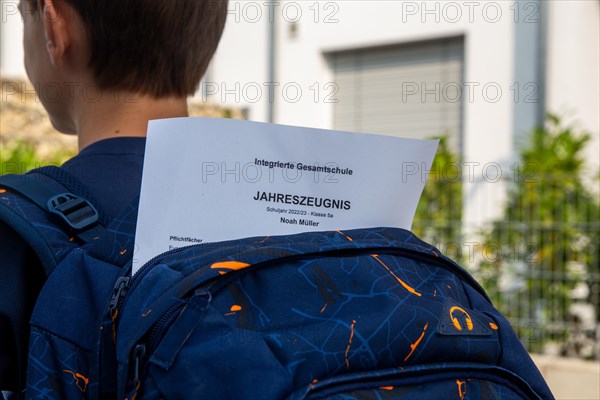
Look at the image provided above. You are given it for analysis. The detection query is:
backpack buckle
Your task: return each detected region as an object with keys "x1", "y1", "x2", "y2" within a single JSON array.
[{"x1": 47, "y1": 193, "x2": 99, "y2": 232}]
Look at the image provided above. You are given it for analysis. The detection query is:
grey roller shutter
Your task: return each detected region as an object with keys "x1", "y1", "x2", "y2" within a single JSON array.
[{"x1": 329, "y1": 36, "x2": 464, "y2": 153}]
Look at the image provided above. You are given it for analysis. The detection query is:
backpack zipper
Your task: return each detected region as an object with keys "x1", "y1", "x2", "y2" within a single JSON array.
[
  {"x1": 108, "y1": 244, "x2": 197, "y2": 326},
  {"x1": 109, "y1": 239, "x2": 491, "y2": 340},
  {"x1": 145, "y1": 301, "x2": 186, "y2": 351},
  {"x1": 118, "y1": 244, "x2": 492, "y2": 397},
  {"x1": 125, "y1": 289, "x2": 212, "y2": 396},
  {"x1": 302, "y1": 364, "x2": 542, "y2": 400}
]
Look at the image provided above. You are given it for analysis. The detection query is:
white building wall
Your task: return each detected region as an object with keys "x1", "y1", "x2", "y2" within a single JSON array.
[
  {"x1": 545, "y1": 0, "x2": 600, "y2": 179},
  {"x1": 1, "y1": 0, "x2": 598, "y2": 224},
  {"x1": 210, "y1": 0, "x2": 599, "y2": 229},
  {"x1": 196, "y1": 1, "x2": 271, "y2": 122},
  {"x1": 248, "y1": 0, "x2": 517, "y2": 230},
  {"x1": 0, "y1": 0, "x2": 25, "y2": 77}
]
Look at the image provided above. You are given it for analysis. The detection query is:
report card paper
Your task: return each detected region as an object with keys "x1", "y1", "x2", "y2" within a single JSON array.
[{"x1": 133, "y1": 117, "x2": 438, "y2": 272}]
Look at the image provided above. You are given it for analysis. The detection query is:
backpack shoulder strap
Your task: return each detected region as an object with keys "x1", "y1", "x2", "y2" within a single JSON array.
[
  {"x1": 82, "y1": 194, "x2": 140, "y2": 269},
  {"x1": 0, "y1": 167, "x2": 109, "y2": 276}
]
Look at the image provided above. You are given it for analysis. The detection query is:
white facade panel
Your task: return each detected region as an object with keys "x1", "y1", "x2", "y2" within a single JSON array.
[
  {"x1": 266, "y1": 1, "x2": 517, "y2": 229},
  {"x1": 0, "y1": 0, "x2": 597, "y2": 225},
  {"x1": 197, "y1": 3, "x2": 270, "y2": 122},
  {"x1": 546, "y1": 0, "x2": 600, "y2": 179},
  {"x1": 0, "y1": 0, "x2": 25, "y2": 77}
]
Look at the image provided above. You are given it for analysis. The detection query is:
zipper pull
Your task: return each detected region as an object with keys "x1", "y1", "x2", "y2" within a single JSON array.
[
  {"x1": 124, "y1": 344, "x2": 146, "y2": 398},
  {"x1": 132, "y1": 344, "x2": 146, "y2": 384},
  {"x1": 108, "y1": 276, "x2": 131, "y2": 315},
  {"x1": 191, "y1": 288, "x2": 213, "y2": 308}
]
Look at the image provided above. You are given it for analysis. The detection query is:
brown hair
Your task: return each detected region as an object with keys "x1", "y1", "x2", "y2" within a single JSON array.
[{"x1": 34, "y1": 0, "x2": 228, "y2": 97}]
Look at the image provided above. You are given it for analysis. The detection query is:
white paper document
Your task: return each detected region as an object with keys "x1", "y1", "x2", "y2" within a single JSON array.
[{"x1": 133, "y1": 117, "x2": 438, "y2": 272}]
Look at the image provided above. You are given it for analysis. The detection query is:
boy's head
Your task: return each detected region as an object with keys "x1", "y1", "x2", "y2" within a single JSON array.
[{"x1": 19, "y1": 0, "x2": 228, "y2": 129}]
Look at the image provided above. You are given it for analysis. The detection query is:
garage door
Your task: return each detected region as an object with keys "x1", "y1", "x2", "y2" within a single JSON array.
[{"x1": 329, "y1": 36, "x2": 464, "y2": 153}]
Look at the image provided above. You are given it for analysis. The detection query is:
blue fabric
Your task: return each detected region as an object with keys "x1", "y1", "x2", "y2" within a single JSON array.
[
  {"x1": 0, "y1": 137, "x2": 145, "y2": 392},
  {"x1": 22, "y1": 222, "x2": 553, "y2": 399},
  {"x1": 1, "y1": 136, "x2": 554, "y2": 399},
  {"x1": 100, "y1": 228, "x2": 552, "y2": 400},
  {"x1": 60, "y1": 137, "x2": 145, "y2": 222}
]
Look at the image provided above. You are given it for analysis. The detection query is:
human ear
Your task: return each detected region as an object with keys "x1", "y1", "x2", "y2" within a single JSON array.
[{"x1": 40, "y1": 0, "x2": 70, "y2": 68}]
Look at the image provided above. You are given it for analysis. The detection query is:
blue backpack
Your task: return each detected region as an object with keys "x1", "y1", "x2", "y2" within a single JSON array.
[{"x1": 0, "y1": 168, "x2": 554, "y2": 399}]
